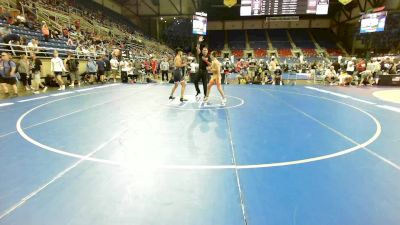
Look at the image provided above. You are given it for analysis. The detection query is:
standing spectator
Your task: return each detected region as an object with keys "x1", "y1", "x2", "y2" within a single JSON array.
[
  {"x1": 65, "y1": 52, "x2": 80, "y2": 87},
  {"x1": 30, "y1": 53, "x2": 47, "y2": 94},
  {"x1": 96, "y1": 56, "x2": 106, "y2": 83},
  {"x1": 86, "y1": 57, "x2": 97, "y2": 84},
  {"x1": 18, "y1": 54, "x2": 31, "y2": 91},
  {"x1": 269, "y1": 58, "x2": 277, "y2": 84},
  {"x1": 127, "y1": 60, "x2": 135, "y2": 83},
  {"x1": 160, "y1": 57, "x2": 169, "y2": 82},
  {"x1": 144, "y1": 59, "x2": 151, "y2": 76},
  {"x1": 120, "y1": 58, "x2": 129, "y2": 83},
  {"x1": 248, "y1": 59, "x2": 256, "y2": 82},
  {"x1": 0, "y1": 52, "x2": 18, "y2": 97},
  {"x1": 41, "y1": 21, "x2": 50, "y2": 42},
  {"x1": 274, "y1": 66, "x2": 283, "y2": 85},
  {"x1": 151, "y1": 57, "x2": 158, "y2": 80},
  {"x1": 103, "y1": 55, "x2": 111, "y2": 82},
  {"x1": 51, "y1": 50, "x2": 66, "y2": 90},
  {"x1": 110, "y1": 56, "x2": 119, "y2": 83}
]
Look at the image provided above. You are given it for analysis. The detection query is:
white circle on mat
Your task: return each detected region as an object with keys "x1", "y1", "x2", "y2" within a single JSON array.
[{"x1": 16, "y1": 89, "x2": 381, "y2": 170}]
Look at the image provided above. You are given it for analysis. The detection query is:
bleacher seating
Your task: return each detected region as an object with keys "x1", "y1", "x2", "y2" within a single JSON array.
[
  {"x1": 278, "y1": 48, "x2": 292, "y2": 57},
  {"x1": 268, "y1": 29, "x2": 292, "y2": 49},
  {"x1": 0, "y1": 19, "x2": 73, "y2": 56},
  {"x1": 208, "y1": 30, "x2": 225, "y2": 50},
  {"x1": 302, "y1": 48, "x2": 317, "y2": 56},
  {"x1": 232, "y1": 49, "x2": 244, "y2": 58},
  {"x1": 75, "y1": 0, "x2": 138, "y2": 32},
  {"x1": 326, "y1": 48, "x2": 343, "y2": 56},
  {"x1": 227, "y1": 30, "x2": 246, "y2": 50},
  {"x1": 289, "y1": 29, "x2": 315, "y2": 48},
  {"x1": 311, "y1": 29, "x2": 338, "y2": 48},
  {"x1": 254, "y1": 49, "x2": 267, "y2": 58},
  {"x1": 248, "y1": 30, "x2": 267, "y2": 49}
]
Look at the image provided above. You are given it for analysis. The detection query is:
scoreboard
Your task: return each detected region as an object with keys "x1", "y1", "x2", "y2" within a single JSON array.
[{"x1": 240, "y1": 0, "x2": 329, "y2": 16}]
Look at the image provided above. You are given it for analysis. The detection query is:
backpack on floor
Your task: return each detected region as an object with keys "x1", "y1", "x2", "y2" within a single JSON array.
[{"x1": 45, "y1": 75, "x2": 58, "y2": 87}]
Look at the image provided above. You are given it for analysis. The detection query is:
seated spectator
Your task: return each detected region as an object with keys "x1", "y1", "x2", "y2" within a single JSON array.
[
  {"x1": 14, "y1": 14, "x2": 30, "y2": 29},
  {"x1": 324, "y1": 66, "x2": 337, "y2": 85},
  {"x1": 62, "y1": 27, "x2": 69, "y2": 38},
  {"x1": 346, "y1": 58, "x2": 355, "y2": 75},
  {"x1": 41, "y1": 21, "x2": 50, "y2": 41},
  {"x1": 274, "y1": 66, "x2": 283, "y2": 85},
  {"x1": 359, "y1": 70, "x2": 373, "y2": 86},
  {"x1": 66, "y1": 38, "x2": 74, "y2": 46},
  {"x1": 2, "y1": 32, "x2": 20, "y2": 44},
  {"x1": 338, "y1": 71, "x2": 353, "y2": 86},
  {"x1": 27, "y1": 38, "x2": 39, "y2": 53}
]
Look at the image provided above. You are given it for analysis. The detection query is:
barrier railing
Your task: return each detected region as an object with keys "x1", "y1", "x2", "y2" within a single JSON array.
[{"x1": 0, "y1": 43, "x2": 149, "y2": 60}]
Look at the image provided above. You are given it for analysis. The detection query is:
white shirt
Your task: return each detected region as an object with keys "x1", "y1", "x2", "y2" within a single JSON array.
[
  {"x1": 160, "y1": 61, "x2": 169, "y2": 71},
  {"x1": 190, "y1": 62, "x2": 199, "y2": 73},
  {"x1": 110, "y1": 58, "x2": 119, "y2": 70},
  {"x1": 346, "y1": 61, "x2": 355, "y2": 72},
  {"x1": 127, "y1": 65, "x2": 134, "y2": 75},
  {"x1": 325, "y1": 69, "x2": 336, "y2": 77},
  {"x1": 120, "y1": 61, "x2": 129, "y2": 72},
  {"x1": 51, "y1": 57, "x2": 65, "y2": 72}
]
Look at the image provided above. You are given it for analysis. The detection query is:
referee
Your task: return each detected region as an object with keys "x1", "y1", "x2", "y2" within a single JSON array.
[{"x1": 195, "y1": 36, "x2": 211, "y2": 97}]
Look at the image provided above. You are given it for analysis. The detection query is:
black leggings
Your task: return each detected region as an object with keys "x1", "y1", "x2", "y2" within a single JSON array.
[
  {"x1": 161, "y1": 70, "x2": 168, "y2": 81},
  {"x1": 195, "y1": 69, "x2": 209, "y2": 95},
  {"x1": 20, "y1": 73, "x2": 31, "y2": 86}
]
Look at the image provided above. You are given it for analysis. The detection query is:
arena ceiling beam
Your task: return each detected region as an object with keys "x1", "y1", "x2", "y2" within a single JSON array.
[
  {"x1": 167, "y1": 0, "x2": 181, "y2": 14},
  {"x1": 140, "y1": 0, "x2": 159, "y2": 15},
  {"x1": 125, "y1": 0, "x2": 196, "y2": 17}
]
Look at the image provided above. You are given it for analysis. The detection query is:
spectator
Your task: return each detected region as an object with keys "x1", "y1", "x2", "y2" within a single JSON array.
[
  {"x1": 338, "y1": 71, "x2": 353, "y2": 86},
  {"x1": 51, "y1": 50, "x2": 66, "y2": 90},
  {"x1": 346, "y1": 58, "x2": 355, "y2": 75},
  {"x1": 160, "y1": 57, "x2": 169, "y2": 82},
  {"x1": 324, "y1": 65, "x2": 337, "y2": 85},
  {"x1": 66, "y1": 38, "x2": 74, "y2": 46},
  {"x1": 103, "y1": 55, "x2": 111, "y2": 82},
  {"x1": 274, "y1": 66, "x2": 283, "y2": 85},
  {"x1": 96, "y1": 56, "x2": 105, "y2": 83},
  {"x1": 2, "y1": 32, "x2": 20, "y2": 44},
  {"x1": 18, "y1": 54, "x2": 31, "y2": 91},
  {"x1": 27, "y1": 38, "x2": 39, "y2": 53},
  {"x1": 86, "y1": 57, "x2": 97, "y2": 83},
  {"x1": 0, "y1": 52, "x2": 18, "y2": 97},
  {"x1": 65, "y1": 52, "x2": 80, "y2": 87},
  {"x1": 41, "y1": 21, "x2": 50, "y2": 42},
  {"x1": 127, "y1": 60, "x2": 135, "y2": 82},
  {"x1": 151, "y1": 57, "x2": 158, "y2": 80},
  {"x1": 120, "y1": 58, "x2": 129, "y2": 83},
  {"x1": 110, "y1": 56, "x2": 119, "y2": 83},
  {"x1": 30, "y1": 53, "x2": 47, "y2": 94}
]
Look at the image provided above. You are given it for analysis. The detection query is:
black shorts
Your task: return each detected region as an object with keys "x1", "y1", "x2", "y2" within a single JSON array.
[
  {"x1": 98, "y1": 70, "x2": 105, "y2": 76},
  {"x1": 173, "y1": 69, "x2": 184, "y2": 83},
  {"x1": 0, "y1": 76, "x2": 17, "y2": 85},
  {"x1": 54, "y1": 71, "x2": 62, "y2": 76}
]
